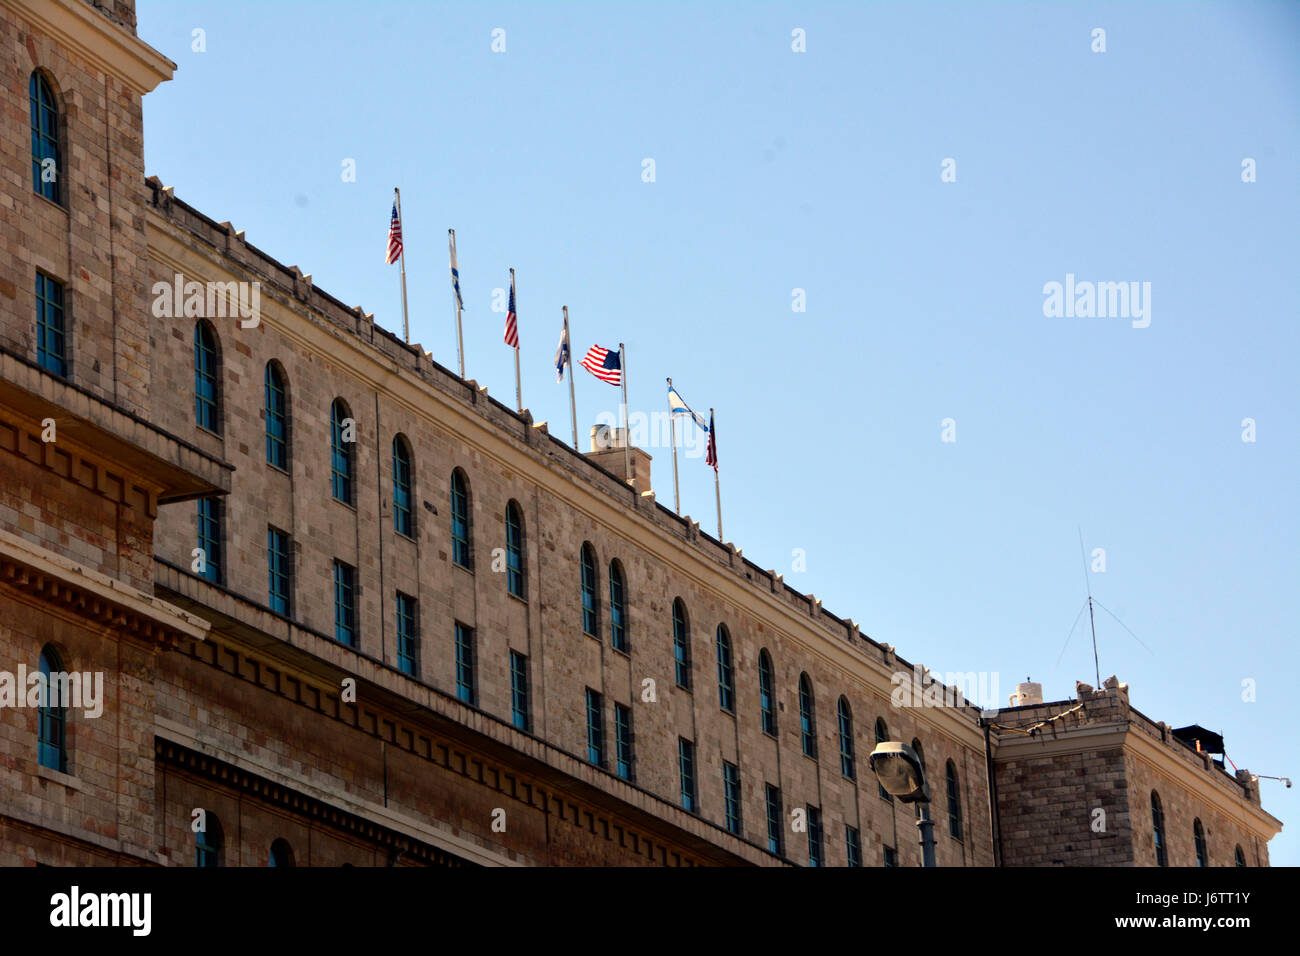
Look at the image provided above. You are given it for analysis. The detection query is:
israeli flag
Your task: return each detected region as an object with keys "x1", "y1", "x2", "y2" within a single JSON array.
[
  {"x1": 554, "y1": 322, "x2": 570, "y2": 382},
  {"x1": 668, "y1": 381, "x2": 708, "y2": 430}
]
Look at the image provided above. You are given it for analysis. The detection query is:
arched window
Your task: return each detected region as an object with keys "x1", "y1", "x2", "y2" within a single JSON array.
[
  {"x1": 196, "y1": 813, "x2": 223, "y2": 867},
  {"x1": 875, "y1": 719, "x2": 892, "y2": 801},
  {"x1": 392, "y1": 436, "x2": 413, "y2": 536},
  {"x1": 450, "y1": 469, "x2": 471, "y2": 568},
  {"x1": 505, "y1": 500, "x2": 525, "y2": 597},
  {"x1": 1235, "y1": 845, "x2": 1246, "y2": 867},
  {"x1": 264, "y1": 362, "x2": 288, "y2": 469},
  {"x1": 1151, "y1": 791, "x2": 1168, "y2": 866},
  {"x1": 758, "y1": 649, "x2": 776, "y2": 735},
  {"x1": 608, "y1": 561, "x2": 627, "y2": 652},
  {"x1": 37, "y1": 645, "x2": 67, "y2": 772},
  {"x1": 329, "y1": 399, "x2": 353, "y2": 503},
  {"x1": 1194, "y1": 818, "x2": 1208, "y2": 867},
  {"x1": 911, "y1": 738, "x2": 927, "y2": 818},
  {"x1": 194, "y1": 321, "x2": 220, "y2": 432},
  {"x1": 672, "y1": 599, "x2": 691, "y2": 689},
  {"x1": 580, "y1": 543, "x2": 599, "y2": 636},
  {"x1": 798, "y1": 673, "x2": 817, "y2": 758},
  {"x1": 716, "y1": 625, "x2": 735, "y2": 712},
  {"x1": 269, "y1": 838, "x2": 294, "y2": 867},
  {"x1": 946, "y1": 760, "x2": 963, "y2": 840},
  {"x1": 30, "y1": 71, "x2": 61, "y2": 203},
  {"x1": 837, "y1": 696, "x2": 855, "y2": 779},
  {"x1": 196, "y1": 496, "x2": 222, "y2": 584}
]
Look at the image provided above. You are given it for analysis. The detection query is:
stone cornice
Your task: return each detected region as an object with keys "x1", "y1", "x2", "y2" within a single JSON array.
[{"x1": 4, "y1": 0, "x2": 175, "y2": 95}]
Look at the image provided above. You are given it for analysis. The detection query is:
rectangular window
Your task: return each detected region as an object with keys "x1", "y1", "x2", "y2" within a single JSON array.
[
  {"x1": 883, "y1": 846, "x2": 898, "y2": 868},
  {"x1": 196, "y1": 498, "x2": 222, "y2": 584},
  {"x1": 585, "y1": 689, "x2": 604, "y2": 766},
  {"x1": 333, "y1": 560, "x2": 356, "y2": 646},
  {"x1": 454, "y1": 623, "x2": 475, "y2": 705},
  {"x1": 807, "y1": 805, "x2": 823, "y2": 867},
  {"x1": 267, "y1": 527, "x2": 290, "y2": 614},
  {"x1": 765, "y1": 784, "x2": 783, "y2": 855},
  {"x1": 35, "y1": 273, "x2": 66, "y2": 377},
  {"x1": 846, "y1": 826, "x2": 862, "y2": 867},
  {"x1": 723, "y1": 761, "x2": 742, "y2": 835},
  {"x1": 614, "y1": 702, "x2": 633, "y2": 781},
  {"x1": 510, "y1": 650, "x2": 530, "y2": 731},
  {"x1": 395, "y1": 591, "x2": 417, "y2": 676},
  {"x1": 678, "y1": 738, "x2": 697, "y2": 813}
]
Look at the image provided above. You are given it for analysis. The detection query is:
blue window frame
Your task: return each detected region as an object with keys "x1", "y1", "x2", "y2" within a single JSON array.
[
  {"x1": 875, "y1": 718, "x2": 893, "y2": 801},
  {"x1": 195, "y1": 815, "x2": 222, "y2": 868},
  {"x1": 838, "y1": 696, "x2": 855, "y2": 779},
  {"x1": 264, "y1": 362, "x2": 288, "y2": 469},
  {"x1": 1151, "y1": 791, "x2": 1167, "y2": 866},
  {"x1": 1194, "y1": 818, "x2": 1208, "y2": 867},
  {"x1": 912, "y1": 738, "x2": 926, "y2": 819},
  {"x1": 269, "y1": 839, "x2": 293, "y2": 867},
  {"x1": 330, "y1": 399, "x2": 353, "y2": 504},
  {"x1": 807, "y1": 805, "x2": 823, "y2": 867},
  {"x1": 450, "y1": 470, "x2": 471, "y2": 568},
  {"x1": 267, "y1": 527, "x2": 290, "y2": 615},
  {"x1": 1235, "y1": 845, "x2": 1246, "y2": 867},
  {"x1": 35, "y1": 273, "x2": 66, "y2": 377},
  {"x1": 37, "y1": 645, "x2": 66, "y2": 773},
  {"x1": 332, "y1": 560, "x2": 356, "y2": 647},
  {"x1": 672, "y1": 599, "x2": 691, "y2": 689},
  {"x1": 455, "y1": 623, "x2": 475, "y2": 705},
  {"x1": 196, "y1": 497, "x2": 222, "y2": 584},
  {"x1": 716, "y1": 625, "x2": 735, "y2": 712},
  {"x1": 392, "y1": 437, "x2": 413, "y2": 536},
  {"x1": 396, "y1": 591, "x2": 417, "y2": 676},
  {"x1": 30, "y1": 71, "x2": 60, "y2": 203},
  {"x1": 883, "y1": 846, "x2": 897, "y2": 867},
  {"x1": 505, "y1": 501, "x2": 524, "y2": 597},
  {"x1": 846, "y1": 825, "x2": 862, "y2": 867},
  {"x1": 194, "y1": 322, "x2": 219, "y2": 432},
  {"x1": 946, "y1": 760, "x2": 963, "y2": 840},
  {"x1": 608, "y1": 561, "x2": 627, "y2": 652},
  {"x1": 765, "y1": 784, "x2": 783, "y2": 855},
  {"x1": 585, "y1": 689, "x2": 604, "y2": 766},
  {"x1": 580, "y1": 544, "x2": 598, "y2": 636},
  {"x1": 798, "y1": 673, "x2": 817, "y2": 758},
  {"x1": 723, "y1": 761, "x2": 741, "y2": 835},
  {"x1": 510, "y1": 651, "x2": 530, "y2": 731},
  {"x1": 678, "y1": 738, "x2": 697, "y2": 813},
  {"x1": 614, "y1": 702, "x2": 633, "y2": 781},
  {"x1": 758, "y1": 651, "x2": 777, "y2": 736}
]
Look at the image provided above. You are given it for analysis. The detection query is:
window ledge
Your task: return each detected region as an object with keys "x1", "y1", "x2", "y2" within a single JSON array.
[
  {"x1": 34, "y1": 763, "x2": 81, "y2": 791},
  {"x1": 33, "y1": 192, "x2": 68, "y2": 216},
  {"x1": 507, "y1": 591, "x2": 528, "y2": 607}
]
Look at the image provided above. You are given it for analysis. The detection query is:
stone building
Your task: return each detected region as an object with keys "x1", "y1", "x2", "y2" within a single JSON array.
[{"x1": 0, "y1": 0, "x2": 1280, "y2": 867}]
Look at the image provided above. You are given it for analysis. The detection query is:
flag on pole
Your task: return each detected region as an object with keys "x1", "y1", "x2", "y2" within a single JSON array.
[
  {"x1": 581, "y1": 345, "x2": 622, "y2": 385},
  {"x1": 554, "y1": 321, "x2": 570, "y2": 382},
  {"x1": 504, "y1": 272, "x2": 519, "y2": 347},
  {"x1": 705, "y1": 410, "x2": 718, "y2": 471},
  {"x1": 668, "y1": 382, "x2": 708, "y2": 431},
  {"x1": 385, "y1": 200, "x2": 403, "y2": 264},
  {"x1": 448, "y1": 230, "x2": 463, "y2": 310}
]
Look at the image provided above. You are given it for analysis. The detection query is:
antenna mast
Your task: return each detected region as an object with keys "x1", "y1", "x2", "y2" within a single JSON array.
[{"x1": 1078, "y1": 527, "x2": 1101, "y2": 687}]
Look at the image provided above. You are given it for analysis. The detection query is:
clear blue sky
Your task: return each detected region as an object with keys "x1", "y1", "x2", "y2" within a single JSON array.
[{"x1": 139, "y1": 1, "x2": 1299, "y2": 864}]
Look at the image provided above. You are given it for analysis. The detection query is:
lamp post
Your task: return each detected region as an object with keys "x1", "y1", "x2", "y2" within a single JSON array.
[{"x1": 869, "y1": 741, "x2": 937, "y2": 867}]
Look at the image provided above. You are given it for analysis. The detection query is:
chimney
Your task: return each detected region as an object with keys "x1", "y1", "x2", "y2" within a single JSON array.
[{"x1": 586, "y1": 425, "x2": 652, "y2": 495}]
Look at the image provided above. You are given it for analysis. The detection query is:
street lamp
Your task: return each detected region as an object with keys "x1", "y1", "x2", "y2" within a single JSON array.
[{"x1": 869, "y1": 741, "x2": 936, "y2": 867}]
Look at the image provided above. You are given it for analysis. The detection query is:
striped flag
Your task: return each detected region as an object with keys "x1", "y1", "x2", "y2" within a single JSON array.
[
  {"x1": 554, "y1": 320, "x2": 570, "y2": 382},
  {"x1": 504, "y1": 271, "x2": 519, "y2": 348},
  {"x1": 581, "y1": 345, "x2": 622, "y2": 386},
  {"x1": 448, "y1": 229, "x2": 463, "y2": 310},
  {"x1": 705, "y1": 410, "x2": 718, "y2": 471},
  {"x1": 668, "y1": 382, "x2": 708, "y2": 431},
  {"x1": 385, "y1": 199, "x2": 403, "y2": 264}
]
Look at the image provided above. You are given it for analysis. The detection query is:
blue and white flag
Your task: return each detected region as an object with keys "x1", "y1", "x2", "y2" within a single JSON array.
[
  {"x1": 668, "y1": 380, "x2": 708, "y2": 430},
  {"x1": 448, "y1": 229, "x2": 464, "y2": 311},
  {"x1": 554, "y1": 319, "x2": 570, "y2": 382}
]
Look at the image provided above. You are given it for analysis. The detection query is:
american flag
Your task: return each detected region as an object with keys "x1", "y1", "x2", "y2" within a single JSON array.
[
  {"x1": 580, "y1": 345, "x2": 621, "y2": 386},
  {"x1": 385, "y1": 198, "x2": 403, "y2": 264},
  {"x1": 504, "y1": 271, "x2": 519, "y2": 348},
  {"x1": 706, "y1": 410, "x2": 718, "y2": 471}
]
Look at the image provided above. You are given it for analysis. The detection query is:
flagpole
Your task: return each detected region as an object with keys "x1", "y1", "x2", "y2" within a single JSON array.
[
  {"x1": 450, "y1": 229, "x2": 465, "y2": 378},
  {"x1": 620, "y1": 343, "x2": 632, "y2": 488},
  {"x1": 712, "y1": 407, "x2": 722, "y2": 540},
  {"x1": 510, "y1": 268, "x2": 522, "y2": 412},
  {"x1": 395, "y1": 188, "x2": 410, "y2": 344},
  {"x1": 565, "y1": 306, "x2": 578, "y2": 449},
  {"x1": 667, "y1": 378, "x2": 681, "y2": 514}
]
